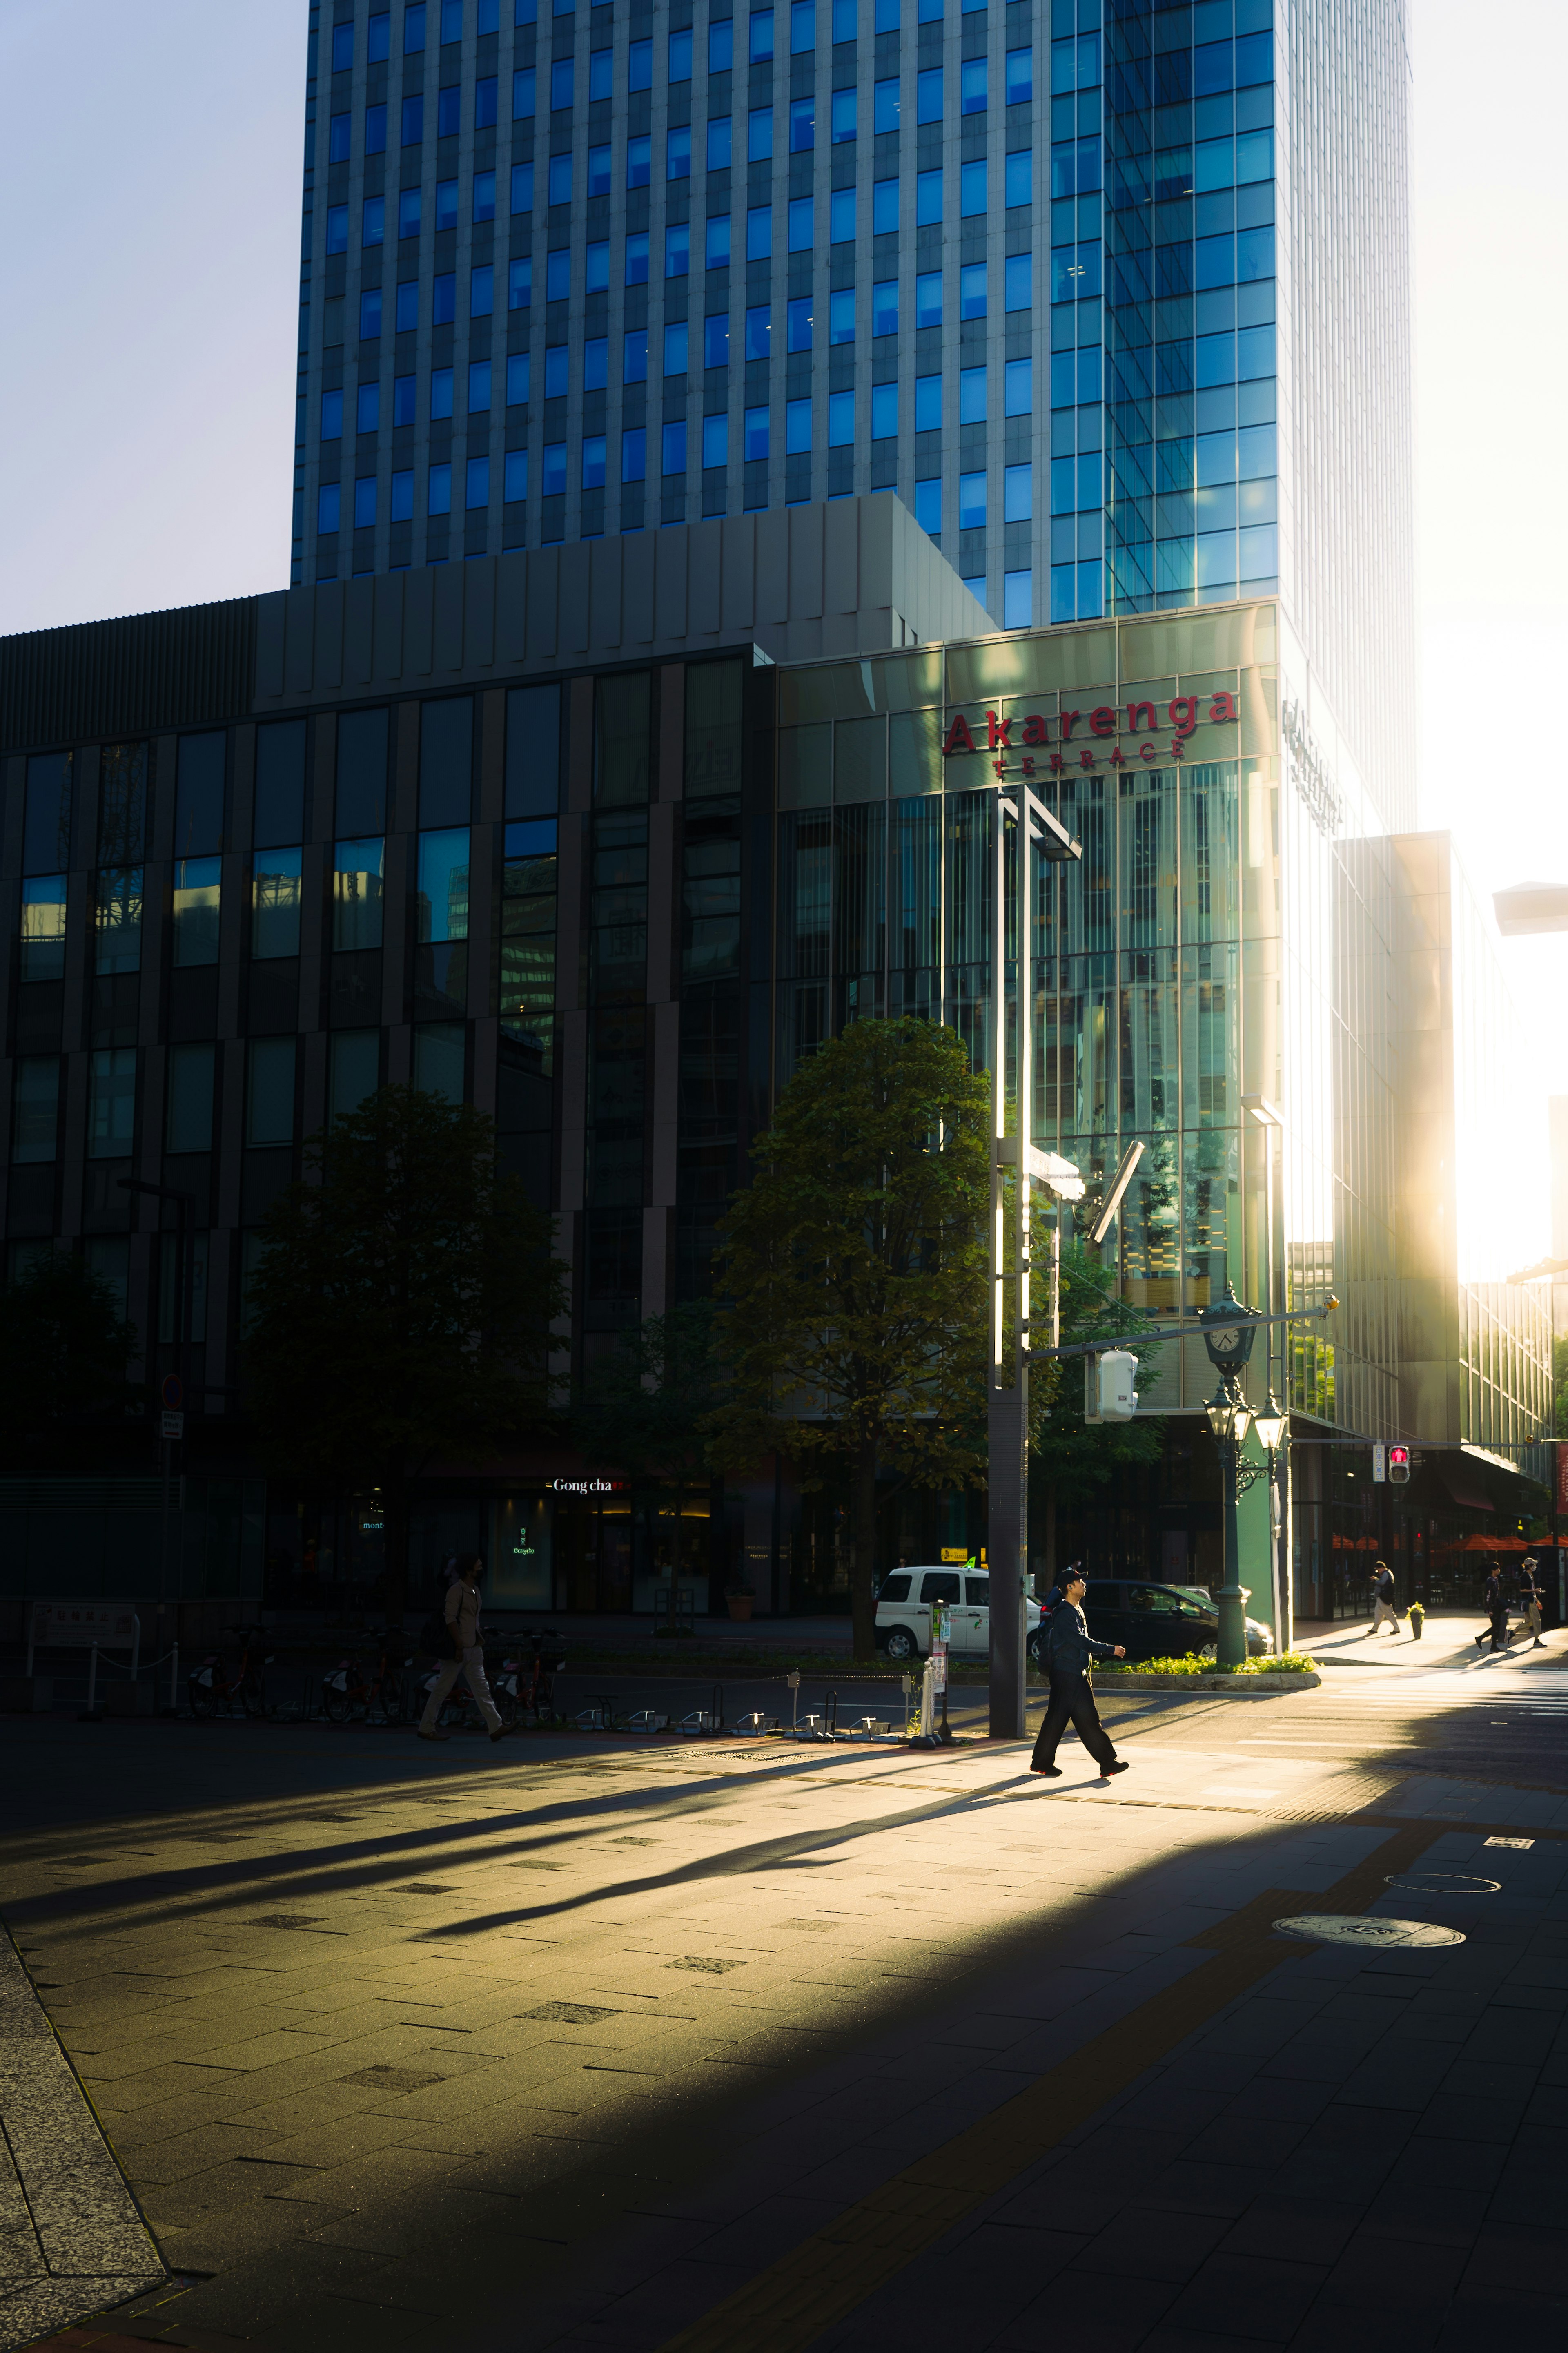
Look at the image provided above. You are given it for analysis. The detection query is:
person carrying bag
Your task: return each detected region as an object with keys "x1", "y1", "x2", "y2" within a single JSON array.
[{"x1": 417, "y1": 1554, "x2": 508, "y2": 1743}]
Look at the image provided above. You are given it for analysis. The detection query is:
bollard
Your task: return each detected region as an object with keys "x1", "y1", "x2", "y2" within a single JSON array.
[{"x1": 919, "y1": 1659, "x2": 935, "y2": 1740}]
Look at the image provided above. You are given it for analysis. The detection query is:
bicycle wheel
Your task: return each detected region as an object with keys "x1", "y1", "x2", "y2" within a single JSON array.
[
  {"x1": 323, "y1": 1684, "x2": 351, "y2": 1723},
  {"x1": 188, "y1": 1675, "x2": 216, "y2": 1720},
  {"x1": 493, "y1": 1686, "x2": 518, "y2": 1731},
  {"x1": 241, "y1": 1675, "x2": 267, "y2": 1719}
]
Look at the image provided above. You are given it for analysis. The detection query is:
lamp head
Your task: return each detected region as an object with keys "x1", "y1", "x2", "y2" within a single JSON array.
[{"x1": 1254, "y1": 1393, "x2": 1286, "y2": 1452}]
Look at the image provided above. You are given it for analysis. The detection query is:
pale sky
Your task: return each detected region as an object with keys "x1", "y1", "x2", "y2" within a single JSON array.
[{"x1": 0, "y1": 0, "x2": 1563, "y2": 1080}]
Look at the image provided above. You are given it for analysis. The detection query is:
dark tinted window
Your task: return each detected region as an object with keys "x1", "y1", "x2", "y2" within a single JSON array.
[
  {"x1": 419, "y1": 696, "x2": 474, "y2": 825},
  {"x1": 337, "y1": 708, "x2": 389, "y2": 834},
  {"x1": 878, "y1": 1574, "x2": 911, "y2": 1602},
  {"x1": 918, "y1": 1571, "x2": 962, "y2": 1604},
  {"x1": 254, "y1": 720, "x2": 307, "y2": 848},
  {"x1": 175, "y1": 733, "x2": 226, "y2": 856},
  {"x1": 964, "y1": 1577, "x2": 990, "y2": 1605},
  {"x1": 98, "y1": 744, "x2": 147, "y2": 864},
  {"x1": 1129, "y1": 1584, "x2": 1179, "y2": 1613},
  {"x1": 23, "y1": 752, "x2": 72, "y2": 874},
  {"x1": 506, "y1": 682, "x2": 561, "y2": 816}
]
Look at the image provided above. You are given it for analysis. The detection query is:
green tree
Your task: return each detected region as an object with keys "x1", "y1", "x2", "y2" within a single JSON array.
[
  {"x1": 710, "y1": 1018, "x2": 997, "y2": 1659},
  {"x1": 0, "y1": 1251, "x2": 138, "y2": 1470},
  {"x1": 246, "y1": 1087, "x2": 567, "y2": 1627},
  {"x1": 1554, "y1": 1334, "x2": 1568, "y2": 1441},
  {"x1": 1030, "y1": 1242, "x2": 1165, "y2": 1570},
  {"x1": 572, "y1": 1300, "x2": 722, "y2": 1583}
]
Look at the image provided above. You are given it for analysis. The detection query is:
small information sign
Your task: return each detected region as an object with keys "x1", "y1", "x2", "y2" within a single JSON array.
[{"x1": 160, "y1": 1410, "x2": 185, "y2": 1441}]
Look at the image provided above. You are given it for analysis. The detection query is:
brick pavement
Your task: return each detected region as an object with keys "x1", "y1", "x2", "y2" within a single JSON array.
[{"x1": 3, "y1": 1657, "x2": 1566, "y2": 2351}]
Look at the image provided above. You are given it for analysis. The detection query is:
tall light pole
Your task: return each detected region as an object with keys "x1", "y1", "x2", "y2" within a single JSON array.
[
  {"x1": 118, "y1": 1177, "x2": 196, "y2": 1673},
  {"x1": 988, "y1": 782, "x2": 1081, "y2": 1740},
  {"x1": 1243, "y1": 1095, "x2": 1288, "y2": 1650},
  {"x1": 1201, "y1": 1286, "x2": 1263, "y2": 1669}
]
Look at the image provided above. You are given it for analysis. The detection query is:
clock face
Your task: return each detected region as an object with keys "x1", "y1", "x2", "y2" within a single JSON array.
[{"x1": 1208, "y1": 1325, "x2": 1242, "y2": 1355}]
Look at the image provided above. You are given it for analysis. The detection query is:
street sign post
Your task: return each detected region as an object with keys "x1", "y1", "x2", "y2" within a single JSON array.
[{"x1": 160, "y1": 1410, "x2": 184, "y2": 1441}]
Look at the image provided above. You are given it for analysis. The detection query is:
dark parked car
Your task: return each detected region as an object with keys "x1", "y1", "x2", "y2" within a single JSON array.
[{"x1": 1078, "y1": 1579, "x2": 1273, "y2": 1661}]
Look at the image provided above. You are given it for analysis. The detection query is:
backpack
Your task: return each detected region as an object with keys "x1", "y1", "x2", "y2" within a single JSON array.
[{"x1": 418, "y1": 1607, "x2": 454, "y2": 1657}]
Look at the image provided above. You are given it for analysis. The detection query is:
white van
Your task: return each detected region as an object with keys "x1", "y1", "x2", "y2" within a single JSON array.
[{"x1": 875, "y1": 1566, "x2": 1044, "y2": 1663}]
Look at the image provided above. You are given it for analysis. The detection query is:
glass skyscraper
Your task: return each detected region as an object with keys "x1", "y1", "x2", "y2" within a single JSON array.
[{"x1": 295, "y1": 0, "x2": 1414, "y2": 818}]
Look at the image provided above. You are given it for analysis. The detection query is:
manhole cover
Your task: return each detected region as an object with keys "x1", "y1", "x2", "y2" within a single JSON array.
[
  {"x1": 667, "y1": 1955, "x2": 743, "y2": 1974},
  {"x1": 1485, "y1": 1836, "x2": 1534, "y2": 1849},
  {"x1": 341, "y1": 2065, "x2": 445, "y2": 2092},
  {"x1": 1384, "y1": 1873, "x2": 1500, "y2": 1896},
  {"x1": 1274, "y1": 1914, "x2": 1464, "y2": 1949}
]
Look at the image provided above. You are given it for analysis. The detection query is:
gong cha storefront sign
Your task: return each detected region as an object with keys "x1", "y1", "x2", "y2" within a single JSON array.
[{"x1": 941, "y1": 690, "x2": 1243, "y2": 780}]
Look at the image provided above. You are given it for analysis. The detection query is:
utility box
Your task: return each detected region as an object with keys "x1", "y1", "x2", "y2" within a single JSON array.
[{"x1": 1084, "y1": 1348, "x2": 1139, "y2": 1424}]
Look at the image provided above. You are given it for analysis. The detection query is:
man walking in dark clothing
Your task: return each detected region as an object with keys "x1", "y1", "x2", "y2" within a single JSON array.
[
  {"x1": 1476, "y1": 1565, "x2": 1511, "y2": 1654},
  {"x1": 1030, "y1": 1566, "x2": 1129, "y2": 1780}
]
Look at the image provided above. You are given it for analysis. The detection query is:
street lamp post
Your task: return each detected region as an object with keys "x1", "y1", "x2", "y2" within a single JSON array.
[
  {"x1": 987, "y1": 783, "x2": 1081, "y2": 1740},
  {"x1": 1253, "y1": 1389, "x2": 1288, "y2": 1653},
  {"x1": 1201, "y1": 1285, "x2": 1264, "y2": 1670},
  {"x1": 118, "y1": 1178, "x2": 196, "y2": 1674},
  {"x1": 1243, "y1": 1095, "x2": 1288, "y2": 1652}
]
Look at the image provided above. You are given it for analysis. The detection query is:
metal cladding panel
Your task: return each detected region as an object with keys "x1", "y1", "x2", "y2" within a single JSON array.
[{"x1": 0, "y1": 597, "x2": 256, "y2": 754}]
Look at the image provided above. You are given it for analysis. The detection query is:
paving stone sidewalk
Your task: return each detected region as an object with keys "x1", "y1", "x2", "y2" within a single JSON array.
[
  {"x1": 4, "y1": 1662, "x2": 1567, "y2": 2351},
  {"x1": 0, "y1": 1929, "x2": 165, "y2": 2351}
]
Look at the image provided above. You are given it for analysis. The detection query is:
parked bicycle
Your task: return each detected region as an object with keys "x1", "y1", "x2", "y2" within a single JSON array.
[
  {"x1": 510, "y1": 1628, "x2": 566, "y2": 1726},
  {"x1": 323, "y1": 1643, "x2": 410, "y2": 1725},
  {"x1": 189, "y1": 1626, "x2": 271, "y2": 1720}
]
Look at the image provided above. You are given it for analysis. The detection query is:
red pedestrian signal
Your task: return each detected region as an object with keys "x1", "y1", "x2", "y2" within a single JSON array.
[{"x1": 1388, "y1": 1444, "x2": 1411, "y2": 1486}]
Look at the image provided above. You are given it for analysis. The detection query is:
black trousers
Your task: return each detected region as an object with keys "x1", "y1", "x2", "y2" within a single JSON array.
[{"x1": 1031, "y1": 1671, "x2": 1117, "y2": 1771}]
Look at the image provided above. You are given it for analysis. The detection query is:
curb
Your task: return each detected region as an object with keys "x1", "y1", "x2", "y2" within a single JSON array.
[
  {"x1": 0, "y1": 1927, "x2": 167, "y2": 2352},
  {"x1": 1092, "y1": 1671, "x2": 1321, "y2": 1695}
]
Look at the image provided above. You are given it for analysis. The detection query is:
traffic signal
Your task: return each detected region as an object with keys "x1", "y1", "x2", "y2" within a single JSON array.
[{"x1": 1388, "y1": 1444, "x2": 1410, "y2": 1486}]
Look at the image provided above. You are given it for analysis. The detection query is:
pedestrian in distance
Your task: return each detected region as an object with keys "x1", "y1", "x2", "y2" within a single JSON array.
[
  {"x1": 418, "y1": 1553, "x2": 509, "y2": 1743},
  {"x1": 1519, "y1": 1555, "x2": 1547, "y2": 1650},
  {"x1": 1475, "y1": 1563, "x2": 1511, "y2": 1655},
  {"x1": 1029, "y1": 1566, "x2": 1129, "y2": 1781},
  {"x1": 1368, "y1": 1559, "x2": 1399, "y2": 1637}
]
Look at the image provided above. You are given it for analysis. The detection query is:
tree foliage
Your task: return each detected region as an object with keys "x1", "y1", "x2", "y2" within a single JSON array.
[
  {"x1": 246, "y1": 1087, "x2": 566, "y2": 1623},
  {"x1": 710, "y1": 1018, "x2": 993, "y2": 1658},
  {"x1": 0, "y1": 1251, "x2": 138, "y2": 1470}
]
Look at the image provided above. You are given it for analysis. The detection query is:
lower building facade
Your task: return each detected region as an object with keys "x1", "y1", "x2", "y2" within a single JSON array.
[{"x1": 0, "y1": 516, "x2": 1552, "y2": 1636}]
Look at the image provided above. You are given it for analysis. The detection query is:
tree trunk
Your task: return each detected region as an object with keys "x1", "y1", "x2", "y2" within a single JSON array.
[{"x1": 851, "y1": 1439, "x2": 878, "y2": 1660}]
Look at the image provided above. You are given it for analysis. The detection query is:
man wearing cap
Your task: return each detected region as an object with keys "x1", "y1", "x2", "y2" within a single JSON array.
[{"x1": 1029, "y1": 1566, "x2": 1129, "y2": 1781}]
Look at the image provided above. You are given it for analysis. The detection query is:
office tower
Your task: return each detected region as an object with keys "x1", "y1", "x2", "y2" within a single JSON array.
[
  {"x1": 296, "y1": 1, "x2": 1414, "y2": 816},
  {"x1": 298, "y1": 0, "x2": 1057, "y2": 619}
]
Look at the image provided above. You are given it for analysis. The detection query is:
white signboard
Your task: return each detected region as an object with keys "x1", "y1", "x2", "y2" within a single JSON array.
[{"x1": 29, "y1": 1601, "x2": 139, "y2": 1650}]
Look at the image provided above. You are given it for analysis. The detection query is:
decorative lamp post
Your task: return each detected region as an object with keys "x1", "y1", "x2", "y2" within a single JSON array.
[
  {"x1": 1201, "y1": 1285, "x2": 1263, "y2": 1669},
  {"x1": 1252, "y1": 1388, "x2": 1288, "y2": 1654}
]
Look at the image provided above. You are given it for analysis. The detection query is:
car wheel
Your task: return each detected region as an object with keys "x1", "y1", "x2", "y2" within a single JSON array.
[{"x1": 884, "y1": 1627, "x2": 917, "y2": 1662}]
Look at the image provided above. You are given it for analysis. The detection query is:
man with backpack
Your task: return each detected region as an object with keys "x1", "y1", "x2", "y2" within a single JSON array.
[
  {"x1": 418, "y1": 1553, "x2": 508, "y2": 1742},
  {"x1": 1029, "y1": 1566, "x2": 1129, "y2": 1782},
  {"x1": 1368, "y1": 1560, "x2": 1399, "y2": 1637},
  {"x1": 1475, "y1": 1564, "x2": 1511, "y2": 1655}
]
